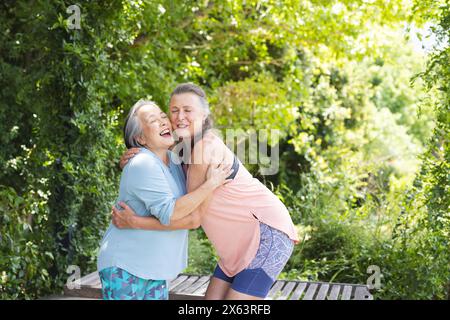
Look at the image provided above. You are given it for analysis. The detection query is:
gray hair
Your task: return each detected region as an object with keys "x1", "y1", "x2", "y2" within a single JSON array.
[
  {"x1": 123, "y1": 99, "x2": 158, "y2": 149},
  {"x1": 170, "y1": 83, "x2": 213, "y2": 130}
]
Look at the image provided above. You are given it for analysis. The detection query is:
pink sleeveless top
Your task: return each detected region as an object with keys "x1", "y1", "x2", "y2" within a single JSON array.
[{"x1": 189, "y1": 160, "x2": 299, "y2": 277}]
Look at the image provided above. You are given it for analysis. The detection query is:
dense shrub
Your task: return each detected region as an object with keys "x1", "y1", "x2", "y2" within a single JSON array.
[{"x1": 0, "y1": 0, "x2": 448, "y2": 299}]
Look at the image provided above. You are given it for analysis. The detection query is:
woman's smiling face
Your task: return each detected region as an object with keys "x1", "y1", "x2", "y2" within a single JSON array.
[
  {"x1": 136, "y1": 104, "x2": 174, "y2": 150},
  {"x1": 169, "y1": 92, "x2": 207, "y2": 140}
]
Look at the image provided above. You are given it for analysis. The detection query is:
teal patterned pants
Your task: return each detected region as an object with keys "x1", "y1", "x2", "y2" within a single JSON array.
[{"x1": 99, "y1": 267, "x2": 169, "y2": 300}]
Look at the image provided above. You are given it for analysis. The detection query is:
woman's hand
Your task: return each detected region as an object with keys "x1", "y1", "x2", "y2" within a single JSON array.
[
  {"x1": 119, "y1": 148, "x2": 140, "y2": 170},
  {"x1": 112, "y1": 201, "x2": 138, "y2": 229},
  {"x1": 205, "y1": 163, "x2": 233, "y2": 190}
]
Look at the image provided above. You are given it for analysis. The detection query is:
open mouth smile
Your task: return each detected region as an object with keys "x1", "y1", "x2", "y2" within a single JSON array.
[{"x1": 159, "y1": 128, "x2": 171, "y2": 137}]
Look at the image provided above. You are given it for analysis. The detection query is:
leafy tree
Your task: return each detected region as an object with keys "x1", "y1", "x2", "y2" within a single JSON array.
[{"x1": 0, "y1": 0, "x2": 447, "y2": 299}]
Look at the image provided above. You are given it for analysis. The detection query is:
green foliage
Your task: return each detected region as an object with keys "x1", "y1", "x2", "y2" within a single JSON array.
[
  {"x1": 184, "y1": 229, "x2": 218, "y2": 275},
  {"x1": 0, "y1": 186, "x2": 54, "y2": 299},
  {"x1": 0, "y1": 0, "x2": 448, "y2": 300}
]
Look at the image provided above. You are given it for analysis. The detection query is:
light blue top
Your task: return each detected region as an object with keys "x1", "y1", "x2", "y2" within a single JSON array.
[{"x1": 97, "y1": 148, "x2": 188, "y2": 280}]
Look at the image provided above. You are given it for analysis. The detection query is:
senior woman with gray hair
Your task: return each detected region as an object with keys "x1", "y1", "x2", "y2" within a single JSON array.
[{"x1": 97, "y1": 100, "x2": 232, "y2": 300}]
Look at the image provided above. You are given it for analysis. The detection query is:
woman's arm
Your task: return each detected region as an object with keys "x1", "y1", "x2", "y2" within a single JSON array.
[
  {"x1": 113, "y1": 173, "x2": 213, "y2": 230},
  {"x1": 187, "y1": 137, "x2": 232, "y2": 217},
  {"x1": 170, "y1": 162, "x2": 231, "y2": 222},
  {"x1": 186, "y1": 164, "x2": 212, "y2": 222},
  {"x1": 111, "y1": 160, "x2": 231, "y2": 229},
  {"x1": 112, "y1": 202, "x2": 201, "y2": 230},
  {"x1": 119, "y1": 148, "x2": 140, "y2": 170},
  {"x1": 118, "y1": 142, "x2": 231, "y2": 226}
]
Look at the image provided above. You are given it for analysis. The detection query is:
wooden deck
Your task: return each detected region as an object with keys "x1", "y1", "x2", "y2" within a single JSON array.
[{"x1": 61, "y1": 272, "x2": 373, "y2": 300}]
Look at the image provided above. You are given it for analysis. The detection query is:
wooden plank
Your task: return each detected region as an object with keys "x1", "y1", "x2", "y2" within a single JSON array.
[
  {"x1": 92, "y1": 276, "x2": 102, "y2": 288},
  {"x1": 289, "y1": 282, "x2": 307, "y2": 300},
  {"x1": 64, "y1": 285, "x2": 101, "y2": 299},
  {"x1": 327, "y1": 285, "x2": 341, "y2": 300},
  {"x1": 168, "y1": 275, "x2": 189, "y2": 291},
  {"x1": 81, "y1": 272, "x2": 102, "y2": 289},
  {"x1": 64, "y1": 271, "x2": 101, "y2": 299},
  {"x1": 191, "y1": 279, "x2": 210, "y2": 295},
  {"x1": 169, "y1": 292, "x2": 204, "y2": 300},
  {"x1": 276, "y1": 281, "x2": 296, "y2": 300},
  {"x1": 315, "y1": 284, "x2": 330, "y2": 300},
  {"x1": 266, "y1": 280, "x2": 285, "y2": 299},
  {"x1": 61, "y1": 272, "x2": 372, "y2": 301},
  {"x1": 341, "y1": 285, "x2": 353, "y2": 300},
  {"x1": 79, "y1": 272, "x2": 99, "y2": 286},
  {"x1": 302, "y1": 283, "x2": 319, "y2": 300},
  {"x1": 172, "y1": 276, "x2": 199, "y2": 294},
  {"x1": 183, "y1": 276, "x2": 211, "y2": 295},
  {"x1": 353, "y1": 286, "x2": 373, "y2": 300}
]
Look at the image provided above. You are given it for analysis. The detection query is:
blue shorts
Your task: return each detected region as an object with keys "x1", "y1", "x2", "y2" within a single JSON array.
[
  {"x1": 99, "y1": 267, "x2": 168, "y2": 300},
  {"x1": 213, "y1": 222, "x2": 294, "y2": 298}
]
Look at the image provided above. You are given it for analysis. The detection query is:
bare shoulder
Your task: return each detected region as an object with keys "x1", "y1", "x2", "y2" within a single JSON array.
[{"x1": 192, "y1": 131, "x2": 226, "y2": 165}]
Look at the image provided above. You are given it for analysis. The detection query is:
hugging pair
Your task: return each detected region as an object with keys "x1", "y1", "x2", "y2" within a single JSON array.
[{"x1": 97, "y1": 83, "x2": 299, "y2": 300}]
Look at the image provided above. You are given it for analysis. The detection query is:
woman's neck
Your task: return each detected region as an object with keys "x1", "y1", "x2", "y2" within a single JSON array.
[{"x1": 148, "y1": 147, "x2": 169, "y2": 166}]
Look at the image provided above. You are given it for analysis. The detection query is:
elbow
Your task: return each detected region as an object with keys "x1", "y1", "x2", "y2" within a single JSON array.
[
  {"x1": 189, "y1": 223, "x2": 201, "y2": 230},
  {"x1": 190, "y1": 220, "x2": 201, "y2": 230},
  {"x1": 189, "y1": 212, "x2": 202, "y2": 229}
]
